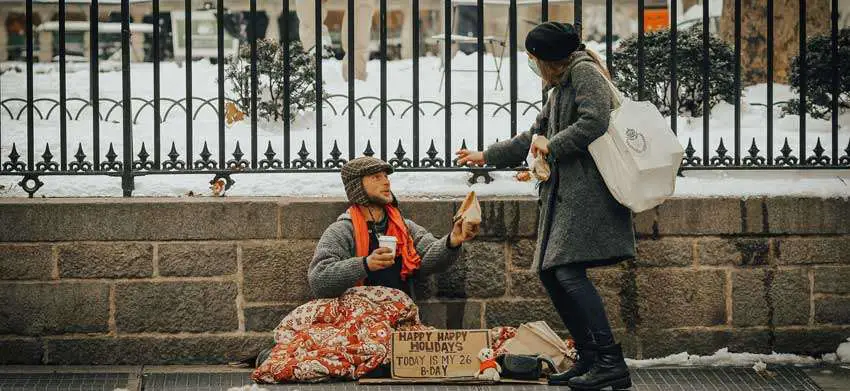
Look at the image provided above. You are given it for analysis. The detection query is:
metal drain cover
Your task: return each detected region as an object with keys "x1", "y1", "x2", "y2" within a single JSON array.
[
  {"x1": 142, "y1": 372, "x2": 330, "y2": 391},
  {"x1": 0, "y1": 372, "x2": 132, "y2": 391},
  {"x1": 629, "y1": 367, "x2": 822, "y2": 391},
  {"x1": 0, "y1": 366, "x2": 823, "y2": 391}
]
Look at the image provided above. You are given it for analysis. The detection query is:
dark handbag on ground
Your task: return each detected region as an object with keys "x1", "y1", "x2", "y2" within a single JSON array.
[{"x1": 496, "y1": 354, "x2": 558, "y2": 381}]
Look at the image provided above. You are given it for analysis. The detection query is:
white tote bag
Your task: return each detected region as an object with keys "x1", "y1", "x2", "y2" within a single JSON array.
[{"x1": 587, "y1": 71, "x2": 684, "y2": 213}]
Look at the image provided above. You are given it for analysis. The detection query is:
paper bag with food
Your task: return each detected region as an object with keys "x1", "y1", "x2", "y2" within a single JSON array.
[
  {"x1": 499, "y1": 321, "x2": 575, "y2": 372},
  {"x1": 530, "y1": 134, "x2": 551, "y2": 182},
  {"x1": 454, "y1": 191, "x2": 482, "y2": 227}
]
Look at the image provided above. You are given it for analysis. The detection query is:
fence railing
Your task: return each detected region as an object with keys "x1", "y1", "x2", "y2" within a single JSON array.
[{"x1": 0, "y1": 0, "x2": 848, "y2": 197}]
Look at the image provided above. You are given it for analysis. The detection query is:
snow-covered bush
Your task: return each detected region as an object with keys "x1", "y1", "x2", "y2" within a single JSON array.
[
  {"x1": 783, "y1": 28, "x2": 850, "y2": 120},
  {"x1": 611, "y1": 27, "x2": 739, "y2": 117},
  {"x1": 224, "y1": 39, "x2": 319, "y2": 122}
]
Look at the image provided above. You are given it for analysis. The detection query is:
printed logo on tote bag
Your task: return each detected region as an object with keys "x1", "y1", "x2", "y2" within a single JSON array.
[{"x1": 624, "y1": 128, "x2": 648, "y2": 154}]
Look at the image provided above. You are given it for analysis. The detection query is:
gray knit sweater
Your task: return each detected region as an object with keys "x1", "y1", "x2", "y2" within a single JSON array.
[{"x1": 308, "y1": 211, "x2": 462, "y2": 298}]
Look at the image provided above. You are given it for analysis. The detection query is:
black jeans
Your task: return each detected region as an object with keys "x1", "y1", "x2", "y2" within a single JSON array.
[{"x1": 540, "y1": 264, "x2": 615, "y2": 348}]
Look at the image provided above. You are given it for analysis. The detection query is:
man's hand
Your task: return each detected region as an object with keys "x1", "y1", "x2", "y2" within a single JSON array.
[
  {"x1": 366, "y1": 247, "x2": 395, "y2": 271},
  {"x1": 455, "y1": 149, "x2": 486, "y2": 166},
  {"x1": 449, "y1": 218, "x2": 480, "y2": 248}
]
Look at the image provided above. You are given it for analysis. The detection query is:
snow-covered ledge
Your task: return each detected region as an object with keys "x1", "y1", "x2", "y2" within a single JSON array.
[
  {"x1": 0, "y1": 196, "x2": 848, "y2": 365},
  {"x1": 1, "y1": 169, "x2": 848, "y2": 198}
]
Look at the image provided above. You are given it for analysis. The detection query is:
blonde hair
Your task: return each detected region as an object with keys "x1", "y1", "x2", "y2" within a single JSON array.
[
  {"x1": 535, "y1": 48, "x2": 611, "y2": 88},
  {"x1": 585, "y1": 48, "x2": 611, "y2": 80}
]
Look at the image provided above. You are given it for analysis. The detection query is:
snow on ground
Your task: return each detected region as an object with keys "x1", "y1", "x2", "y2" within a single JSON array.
[
  {"x1": 838, "y1": 338, "x2": 850, "y2": 364},
  {"x1": 630, "y1": 338, "x2": 850, "y2": 369},
  {"x1": 670, "y1": 170, "x2": 849, "y2": 199},
  {"x1": 627, "y1": 348, "x2": 822, "y2": 369},
  {"x1": 0, "y1": 167, "x2": 847, "y2": 198},
  {"x1": 226, "y1": 385, "x2": 268, "y2": 391},
  {"x1": 0, "y1": 49, "x2": 848, "y2": 198}
]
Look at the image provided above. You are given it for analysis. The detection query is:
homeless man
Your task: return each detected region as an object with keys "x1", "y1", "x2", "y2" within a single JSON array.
[
  {"x1": 249, "y1": 157, "x2": 482, "y2": 382},
  {"x1": 308, "y1": 156, "x2": 480, "y2": 299}
]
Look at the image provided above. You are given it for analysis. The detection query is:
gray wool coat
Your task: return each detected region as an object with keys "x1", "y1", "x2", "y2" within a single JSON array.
[
  {"x1": 308, "y1": 211, "x2": 462, "y2": 298},
  {"x1": 484, "y1": 52, "x2": 636, "y2": 272}
]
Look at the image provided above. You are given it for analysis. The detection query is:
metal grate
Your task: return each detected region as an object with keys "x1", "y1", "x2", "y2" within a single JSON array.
[
  {"x1": 628, "y1": 367, "x2": 823, "y2": 391},
  {"x1": 142, "y1": 372, "x2": 339, "y2": 391},
  {"x1": 0, "y1": 366, "x2": 824, "y2": 391},
  {"x1": 0, "y1": 373, "x2": 130, "y2": 391},
  {"x1": 145, "y1": 367, "x2": 823, "y2": 391},
  {"x1": 476, "y1": 385, "x2": 549, "y2": 391},
  {"x1": 4, "y1": 0, "x2": 848, "y2": 200},
  {"x1": 143, "y1": 373, "x2": 253, "y2": 391}
]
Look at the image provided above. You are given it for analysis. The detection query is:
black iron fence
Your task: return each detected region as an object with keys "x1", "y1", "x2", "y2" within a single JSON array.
[{"x1": 1, "y1": 0, "x2": 848, "y2": 197}]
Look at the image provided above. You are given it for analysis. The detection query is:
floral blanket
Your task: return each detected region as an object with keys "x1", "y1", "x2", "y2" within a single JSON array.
[{"x1": 251, "y1": 286, "x2": 516, "y2": 383}]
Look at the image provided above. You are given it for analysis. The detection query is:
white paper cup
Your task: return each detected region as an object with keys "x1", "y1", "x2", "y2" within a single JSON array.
[{"x1": 378, "y1": 235, "x2": 398, "y2": 258}]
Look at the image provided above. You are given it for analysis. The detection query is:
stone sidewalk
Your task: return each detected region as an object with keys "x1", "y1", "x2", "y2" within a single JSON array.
[{"x1": 1, "y1": 364, "x2": 848, "y2": 391}]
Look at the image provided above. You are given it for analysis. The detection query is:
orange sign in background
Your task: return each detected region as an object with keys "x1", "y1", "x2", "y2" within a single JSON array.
[{"x1": 645, "y1": 8, "x2": 670, "y2": 32}]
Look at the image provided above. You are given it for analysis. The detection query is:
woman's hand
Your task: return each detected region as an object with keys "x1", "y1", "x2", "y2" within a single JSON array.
[
  {"x1": 530, "y1": 134, "x2": 550, "y2": 158},
  {"x1": 455, "y1": 149, "x2": 485, "y2": 166}
]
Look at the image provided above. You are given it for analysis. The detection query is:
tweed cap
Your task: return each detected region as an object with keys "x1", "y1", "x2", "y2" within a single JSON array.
[
  {"x1": 525, "y1": 22, "x2": 582, "y2": 62},
  {"x1": 341, "y1": 156, "x2": 394, "y2": 205}
]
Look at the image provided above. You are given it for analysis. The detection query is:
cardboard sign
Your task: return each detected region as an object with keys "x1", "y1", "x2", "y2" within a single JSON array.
[{"x1": 391, "y1": 330, "x2": 489, "y2": 379}]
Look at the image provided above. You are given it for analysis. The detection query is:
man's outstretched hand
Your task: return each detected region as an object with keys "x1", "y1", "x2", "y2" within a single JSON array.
[{"x1": 449, "y1": 217, "x2": 480, "y2": 248}]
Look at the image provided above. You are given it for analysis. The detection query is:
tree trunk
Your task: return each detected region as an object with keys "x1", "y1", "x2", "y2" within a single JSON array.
[{"x1": 719, "y1": 0, "x2": 831, "y2": 85}]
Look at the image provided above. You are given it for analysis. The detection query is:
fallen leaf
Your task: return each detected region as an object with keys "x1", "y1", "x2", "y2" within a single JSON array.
[
  {"x1": 515, "y1": 171, "x2": 531, "y2": 182},
  {"x1": 210, "y1": 178, "x2": 226, "y2": 197},
  {"x1": 225, "y1": 102, "x2": 246, "y2": 127}
]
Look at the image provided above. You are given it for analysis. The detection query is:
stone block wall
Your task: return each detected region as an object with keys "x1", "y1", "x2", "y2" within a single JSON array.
[{"x1": 1, "y1": 196, "x2": 848, "y2": 364}]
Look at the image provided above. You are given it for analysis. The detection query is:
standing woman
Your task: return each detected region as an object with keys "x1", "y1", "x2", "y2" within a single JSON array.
[{"x1": 457, "y1": 22, "x2": 634, "y2": 390}]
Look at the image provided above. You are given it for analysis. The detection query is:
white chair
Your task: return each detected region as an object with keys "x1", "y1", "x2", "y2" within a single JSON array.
[{"x1": 430, "y1": 4, "x2": 508, "y2": 91}]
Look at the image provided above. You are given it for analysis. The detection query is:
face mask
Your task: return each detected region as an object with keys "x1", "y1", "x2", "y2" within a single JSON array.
[{"x1": 528, "y1": 56, "x2": 541, "y2": 77}]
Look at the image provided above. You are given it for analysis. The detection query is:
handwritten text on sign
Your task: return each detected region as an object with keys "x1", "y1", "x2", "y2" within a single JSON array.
[{"x1": 391, "y1": 329, "x2": 489, "y2": 378}]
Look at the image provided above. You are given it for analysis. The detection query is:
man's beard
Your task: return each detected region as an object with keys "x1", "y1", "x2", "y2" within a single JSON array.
[{"x1": 367, "y1": 192, "x2": 392, "y2": 206}]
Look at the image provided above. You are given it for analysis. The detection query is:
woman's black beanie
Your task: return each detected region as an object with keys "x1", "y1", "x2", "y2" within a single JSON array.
[{"x1": 525, "y1": 22, "x2": 582, "y2": 61}]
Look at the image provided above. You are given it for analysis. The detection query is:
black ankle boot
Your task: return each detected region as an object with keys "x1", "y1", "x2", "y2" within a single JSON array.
[
  {"x1": 566, "y1": 343, "x2": 631, "y2": 390},
  {"x1": 548, "y1": 343, "x2": 598, "y2": 385}
]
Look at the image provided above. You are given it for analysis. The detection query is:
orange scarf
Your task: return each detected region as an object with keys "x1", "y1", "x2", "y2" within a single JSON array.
[{"x1": 349, "y1": 204, "x2": 422, "y2": 282}]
